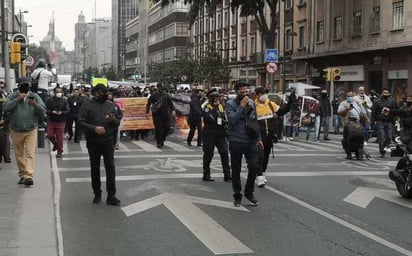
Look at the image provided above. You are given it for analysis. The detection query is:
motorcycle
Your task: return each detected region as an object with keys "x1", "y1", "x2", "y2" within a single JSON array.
[{"x1": 388, "y1": 139, "x2": 412, "y2": 198}]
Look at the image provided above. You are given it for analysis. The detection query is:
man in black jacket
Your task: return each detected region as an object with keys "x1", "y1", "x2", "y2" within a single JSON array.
[
  {"x1": 46, "y1": 86, "x2": 69, "y2": 157},
  {"x1": 371, "y1": 88, "x2": 398, "y2": 158},
  {"x1": 187, "y1": 87, "x2": 204, "y2": 146},
  {"x1": 319, "y1": 90, "x2": 332, "y2": 140},
  {"x1": 145, "y1": 84, "x2": 176, "y2": 148},
  {"x1": 66, "y1": 88, "x2": 83, "y2": 142},
  {"x1": 78, "y1": 84, "x2": 121, "y2": 205}
]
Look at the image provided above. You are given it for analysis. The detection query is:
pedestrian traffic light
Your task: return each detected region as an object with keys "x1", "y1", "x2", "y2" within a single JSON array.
[
  {"x1": 10, "y1": 42, "x2": 22, "y2": 64},
  {"x1": 333, "y1": 68, "x2": 341, "y2": 81}
]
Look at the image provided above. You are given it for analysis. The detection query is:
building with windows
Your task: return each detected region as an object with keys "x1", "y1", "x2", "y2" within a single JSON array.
[
  {"x1": 74, "y1": 12, "x2": 88, "y2": 82},
  {"x1": 111, "y1": 0, "x2": 139, "y2": 74},
  {"x1": 295, "y1": 0, "x2": 412, "y2": 100}
]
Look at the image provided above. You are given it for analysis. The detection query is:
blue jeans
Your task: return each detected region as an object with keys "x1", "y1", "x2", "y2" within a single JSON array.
[
  {"x1": 229, "y1": 141, "x2": 259, "y2": 199},
  {"x1": 333, "y1": 114, "x2": 341, "y2": 131},
  {"x1": 376, "y1": 122, "x2": 393, "y2": 155}
]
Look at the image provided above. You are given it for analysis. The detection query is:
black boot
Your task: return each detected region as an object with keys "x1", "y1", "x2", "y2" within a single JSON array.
[
  {"x1": 202, "y1": 173, "x2": 215, "y2": 182},
  {"x1": 223, "y1": 172, "x2": 232, "y2": 182}
]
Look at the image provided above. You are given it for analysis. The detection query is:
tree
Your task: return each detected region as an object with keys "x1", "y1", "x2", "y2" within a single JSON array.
[
  {"x1": 27, "y1": 44, "x2": 50, "y2": 69},
  {"x1": 159, "y1": 0, "x2": 278, "y2": 48},
  {"x1": 193, "y1": 49, "x2": 230, "y2": 86}
]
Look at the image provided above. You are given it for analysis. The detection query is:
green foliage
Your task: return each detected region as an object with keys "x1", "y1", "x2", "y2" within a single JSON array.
[{"x1": 160, "y1": 0, "x2": 278, "y2": 48}]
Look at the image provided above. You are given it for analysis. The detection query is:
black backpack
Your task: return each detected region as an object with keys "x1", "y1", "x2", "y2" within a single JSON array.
[
  {"x1": 151, "y1": 95, "x2": 164, "y2": 113},
  {"x1": 30, "y1": 70, "x2": 42, "y2": 92}
]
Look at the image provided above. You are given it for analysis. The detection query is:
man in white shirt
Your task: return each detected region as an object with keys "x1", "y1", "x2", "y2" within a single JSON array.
[
  {"x1": 353, "y1": 86, "x2": 373, "y2": 145},
  {"x1": 30, "y1": 60, "x2": 55, "y2": 90}
]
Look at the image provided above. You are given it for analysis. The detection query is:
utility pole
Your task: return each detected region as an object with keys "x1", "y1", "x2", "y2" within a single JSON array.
[{"x1": 1, "y1": 0, "x2": 11, "y2": 91}]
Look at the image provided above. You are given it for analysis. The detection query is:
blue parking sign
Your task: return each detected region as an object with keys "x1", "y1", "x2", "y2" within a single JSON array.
[{"x1": 265, "y1": 49, "x2": 278, "y2": 62}]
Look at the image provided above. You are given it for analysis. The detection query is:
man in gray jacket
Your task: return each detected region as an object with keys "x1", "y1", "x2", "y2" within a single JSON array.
[
  {"x1": 226, "y1": 81, "x2": 263, "y2": 207},
  {"x1": 3, "y1": 78, "x2": 46, "y2": 186}
]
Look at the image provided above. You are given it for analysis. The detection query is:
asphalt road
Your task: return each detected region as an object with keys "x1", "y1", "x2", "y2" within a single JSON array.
[{"x1": 54, "y1": 134, "x2": 412, "y2": 256}]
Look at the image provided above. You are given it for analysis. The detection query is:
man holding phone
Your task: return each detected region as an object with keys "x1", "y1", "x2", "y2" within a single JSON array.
[
  {"x1": 3, "y1": 78, "x2": 46, "y2": 186},
  {"x1": 226, "y1": 81, "x2": 263, "y2": 207}
]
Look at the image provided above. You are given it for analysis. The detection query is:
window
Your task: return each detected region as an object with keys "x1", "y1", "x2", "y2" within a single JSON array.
[
  {"x1": 316, "y1": 20, "x2": 324, "y2": 42},
  {"x1": 285, "y1": 28, "x2": 292, "y2": 51},
  {"x1": 393, "y1": 1, "x2": 404, "y2": 30},
  {"x1": 176, "y1": 23, "x2": 188, "y2": 36},
  {"x1": 285, "y1": 0, "x2": 292, "y2": 10},
  {"x1": 352, "y1": 11, "x2": 362, "y2": 36},
  {"x1": 299, "y1": 26, "x2": 305, "y2": 48},
  {"x1": 241, "y1": 38, "x2": 246, "y2": 57},
  {"x1": 250, "y1": 37, "x2": 256, "y2": 54},
  {"x1": 218, "y1": 14, "x2": 222, "y2": 28},
  {"x1": 370, "y1": 6, "x2": 380, "y2": 33},
  {"x1": 334, "y1": 16, "x2": 343, "y2": 39}
]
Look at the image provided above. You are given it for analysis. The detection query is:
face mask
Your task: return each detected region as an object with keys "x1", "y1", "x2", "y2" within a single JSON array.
[
  {"x1": 55, "y1": 92, "x2": 63, "y2": 98},
  {"x1": 347, "y1": 97, "x2": 353, "y2": 103},
  {"x1": 238, "y1": 95, "x2": 246, "y2": 101},
  {"x1": 96, "y1": 94, "x2": 108, "y2": 103},
  {"x1": 259, "y1": 94, "x2": 268, "y2": 102},
  {"x1": 19, "y1": 84, "x2": 30, "y2": 93}
]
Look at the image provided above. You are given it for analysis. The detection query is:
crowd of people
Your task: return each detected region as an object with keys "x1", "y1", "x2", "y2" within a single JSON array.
[{"x1": 1, "y1": 71, "x2": 411, "y2": 208}]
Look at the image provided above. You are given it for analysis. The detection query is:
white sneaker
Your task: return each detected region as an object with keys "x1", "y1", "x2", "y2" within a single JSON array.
[
  {"x1": 257, "y1": 176, "x2": 266, "y2": 188},
  {"x1": 288, "y1": 137, "x2": 294, "y2": 141},
  {"x1": 263, "y1": 175, "x2": 267, "y2": 183},
  {"x1": 282, "y1": 137, "x2": 289, "y2": 142},
  {"x1": 384, "y1": 146, "x2": 392, "y2": 153},
  {"x1": 364, "y1": 142, "x2": 368, "y2": 146}
]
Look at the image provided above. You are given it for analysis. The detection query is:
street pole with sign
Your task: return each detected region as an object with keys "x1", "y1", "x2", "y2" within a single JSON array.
[{"x1": 265, "y1": 49, "x2": 278, "y2": 92}]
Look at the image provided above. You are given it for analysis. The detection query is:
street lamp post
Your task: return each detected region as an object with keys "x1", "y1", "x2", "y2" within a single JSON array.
[
  {"x1": 18, "y1": 10, "x2": 28, "y2": 33},
  {"x1": 126, "y1": 36, "x2": 139, "y2": 81}
]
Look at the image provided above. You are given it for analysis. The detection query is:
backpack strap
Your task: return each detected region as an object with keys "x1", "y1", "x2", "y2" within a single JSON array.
[{"x1": 35, "y1": 70, "x2": 43, "y2": 80}]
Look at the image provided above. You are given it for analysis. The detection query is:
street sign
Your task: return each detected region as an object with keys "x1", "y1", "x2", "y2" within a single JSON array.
[
  {"x1": 22, "y1": 55, "x2": 34, "y2": 66},
  {"x1": 122, "y1": 193, "x2": 254, "y2": 255},
  {"x1": 181, "y1": 75, "x2": 187, "y2": 82},
  {"x1": 266, "y1": 62, "x2": 278, "y2": 73},
  {"x1": 265, "y1": 48, "x2": 278, "y2": 62}
]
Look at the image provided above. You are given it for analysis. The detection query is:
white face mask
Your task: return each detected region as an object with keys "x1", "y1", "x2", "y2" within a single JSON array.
[
  {"x1": 56, "y1": 92, "x2": 63, "y2": 98},
  {"x1": 259, "y1": 94, "x2": 268, "y2": 102}
]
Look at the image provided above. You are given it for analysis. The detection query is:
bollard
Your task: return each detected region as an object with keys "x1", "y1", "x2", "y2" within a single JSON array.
[{"x1": 38, "y1": 127, "x2": 45, "y2": 148}]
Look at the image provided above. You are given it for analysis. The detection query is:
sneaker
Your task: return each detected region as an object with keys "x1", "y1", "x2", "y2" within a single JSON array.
[
  {"x1": 324, "y1": 137, "x2": 330, "y2": 141},
  {"x1": 56, "y1": 153, "x2": 62, "y2": 158},
  {"x1": 187, "y1": 141, "x2": 192, "y2": 146},
  {"x1": 245, "y1": 194, "x2": 258, "y2": 206},
  {"x1": 263, "y1": 175, "x2": 267, "y2": 183},
  {"x1": 18, "y1": 177, "x2": 25, "y2": 184},
  {"x1": 364, "y1": 141, "x2": 368, "y2": 146},
  {"x1": 115, "y1": 144, "x2": 119, "y2": 150},
  {"x1": 257, "y1": 176, "x2": 266, "y2": 188},
  {"x1": 288, "y1": 137, "x2": 294, "y2": 141},
  {"x1": 52, "y1": 145, "x2": 57, "y2": 152},
  {"x1": 314, "y1": 140, "x2": 320, "y2": 143},
  {"x1": 24, "y1": 177, "x2": 33, "y2": 186},
  {"x1": 233, "y1": 198, "x2": 242, "y2": 207},
  {"x1": 384, "y1": 146, "x2": 392, "y2": 153},
  {"x1": 106, "y1": 196, "x2": 121, "y2": 205},
  {"x1": 93, "y1": 195, "x2": 102, "y2": 204},
  {"x1": 223, "y1": 174, "x2": 232, "y2": 182}
]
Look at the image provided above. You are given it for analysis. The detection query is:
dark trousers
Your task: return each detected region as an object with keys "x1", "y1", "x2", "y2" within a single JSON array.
[
  {"x1": 229, "y1": 141, "x2": 259, "y2": 199},
  {"x1": 66, "y1": 116, "x2": 80, "y2": 141},
  {"x1": 87, "y1": 142, "x2": 116, "y2": 197},
  {"x1": 202, "y1": 132, "x2": 230, "y2": 176},
  {"x1": 187, "y1": 116, "x2": 202, "y2": 145},
  {"x1": 257, "y1": 137, "x2": 273, "y2": 176},
  {"x1": 153, "y1": 113, "x2": 170, "y2": 146},
  {"x1": 376, "y1": 121, "x2": 393, "y2": 155},
  {"x1": 0, "y1": 124, "x2": 11, "y2": 161}
]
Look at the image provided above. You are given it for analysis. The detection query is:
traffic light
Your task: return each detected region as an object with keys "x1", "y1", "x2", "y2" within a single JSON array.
[
  {"x1": 10, "y1": 42, "x2": 21, "y2": 64},
  {"x1": 333, "y1": 68, "x2": 341, "y2": 81},
  {"x1": 322, "y1": 68, "x2": 331, "y2": 81}
]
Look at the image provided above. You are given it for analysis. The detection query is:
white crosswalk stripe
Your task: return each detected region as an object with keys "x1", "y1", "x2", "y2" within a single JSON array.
[{"x1": 60, "y1": 134, "x2": 378, "y2": 155}]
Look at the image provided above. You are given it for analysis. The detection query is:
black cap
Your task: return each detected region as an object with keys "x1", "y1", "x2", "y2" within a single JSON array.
[
  {"x1": 206, "y1": 88, "x2": 219, "y2": 98},
  {"x1": 17, "y1": 77, "x2": 31, "y2": 85},
  {"x1": 93, "y1": 83, "x2": 107, "y2": 93}
]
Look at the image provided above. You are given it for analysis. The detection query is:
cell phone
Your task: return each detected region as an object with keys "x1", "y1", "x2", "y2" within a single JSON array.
[{"x1": 28, "y1": 96, "x2": 35, "y2": 100}]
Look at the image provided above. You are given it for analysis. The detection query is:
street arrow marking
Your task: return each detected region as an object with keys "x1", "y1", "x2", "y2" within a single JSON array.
[
  {"x1": 122, "y1": 193, "x2": 253, "y2": 255},
  {"x1": 343, "y1": 187, "x2": 412, "y2": 209}
]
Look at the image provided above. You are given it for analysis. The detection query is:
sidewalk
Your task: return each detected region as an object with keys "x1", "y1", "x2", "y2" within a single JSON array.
[{"x1": 0, "y1": 145, "x2": 58, "y2": 256}]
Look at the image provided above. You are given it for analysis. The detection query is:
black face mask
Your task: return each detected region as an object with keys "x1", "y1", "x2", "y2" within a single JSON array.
[
  {"x1": 95, "y1": 94, "x2": 108, "y2": 103},
  {"x1": 19, "y1": 84, "x2": 30, "y2": 93},
  {"x1": 237, "y1": 95, "x2": 246, "y2": 101}
]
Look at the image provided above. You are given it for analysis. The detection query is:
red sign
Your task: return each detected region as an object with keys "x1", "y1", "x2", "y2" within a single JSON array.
[{"x1": 266, "y1": 62, "x2": 277, "y2": 73}]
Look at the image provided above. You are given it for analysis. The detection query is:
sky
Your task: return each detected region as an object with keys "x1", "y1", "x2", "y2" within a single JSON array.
[{"x1": 15, "y1": 0, "x2": 112, "y2": 50}]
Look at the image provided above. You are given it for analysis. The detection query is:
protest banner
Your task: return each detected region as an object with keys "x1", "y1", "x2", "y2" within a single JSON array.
[{"x1": 117, "y1": 97, "x2": 154, "y2": 130}]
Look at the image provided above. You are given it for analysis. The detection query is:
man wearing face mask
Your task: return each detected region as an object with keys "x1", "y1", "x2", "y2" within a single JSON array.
[
  {"x1": 226, "y1": 81, "x2": 264, "y2": 207},
  {"x1": 3, "y1": 78, "x2": 46, "y2": 186},
  {"x1": 354, "y1": 86, "x2": 373, "y2": 145},
  {"x1": 187, "y1": 87, "x2": 204, "y2": 147},
  {"x1": 78, "y1": 84, "x2": 121, "y2": 205},
  {"x1": 46, "y1": 87, "x2": 68, "y2": 158},
  {"x1": 371, "y1": 88, "x2": 398, "y2": 158}
]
